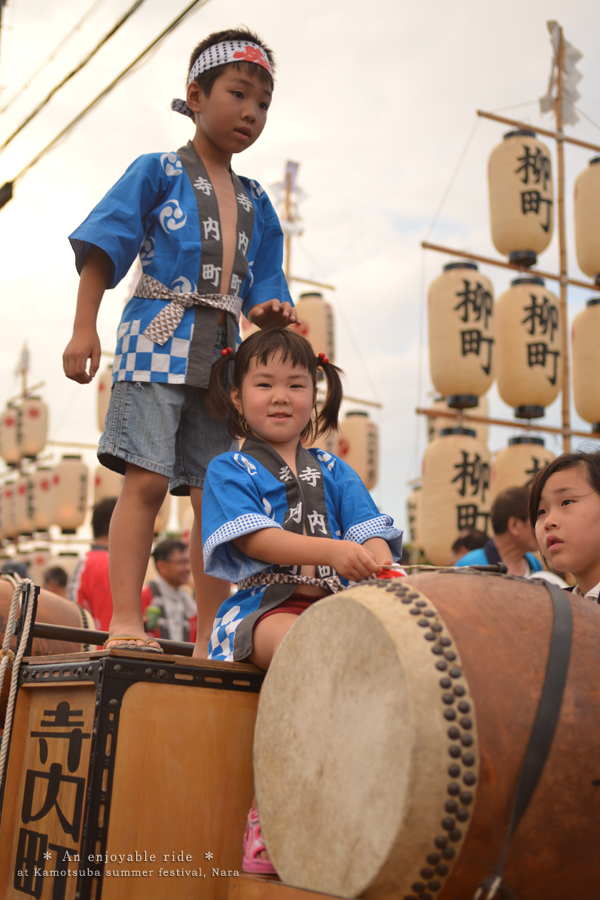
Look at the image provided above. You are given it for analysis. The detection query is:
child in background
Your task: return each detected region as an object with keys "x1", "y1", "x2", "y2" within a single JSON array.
[
  {"x1": 529, "y1": 448, "x2": 600, "y2": 602},
  {"x1": 201, "y1": 328, "x2": 403, "y2": 872},
  {"x1": 63, "y1": 28, "x2": 296, "y2": 656}
]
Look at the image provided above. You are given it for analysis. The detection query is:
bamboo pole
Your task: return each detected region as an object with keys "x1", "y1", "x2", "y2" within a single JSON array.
[
  {"x1": 416, "y1": 406, "x2": 599, "y2": 440},
  {"x1": 477, "y1": 110, "x2": 600, "y2": 156},
  {"x1": 555, "y1": 26, "x2": 571, "y2": 452},
  {"x1": 420, "y1": 241, "x2": 597, "y2": 292}
]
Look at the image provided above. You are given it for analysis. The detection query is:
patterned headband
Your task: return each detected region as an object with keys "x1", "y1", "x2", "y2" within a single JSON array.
[{"x1": 171, "y1": 40, "x2": 273, "y2": 120}]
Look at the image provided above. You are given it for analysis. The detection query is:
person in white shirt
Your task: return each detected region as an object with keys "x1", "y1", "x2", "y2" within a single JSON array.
[
  {"x1": 146, "y1": 539, "x2": 197, "y2": 642},
  {"x1": 529, "y1": 449, "x2": 600, "y2": 603}
]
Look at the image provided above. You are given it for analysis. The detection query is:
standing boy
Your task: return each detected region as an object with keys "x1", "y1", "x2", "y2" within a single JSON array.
[{"x1": 63, "y1": 28, "x2": 296, "y2": 656}]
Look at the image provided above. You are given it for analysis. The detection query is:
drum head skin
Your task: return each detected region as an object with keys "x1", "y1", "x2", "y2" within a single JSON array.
[{"x1": 255, "y1": 581, "x2": 478, "y2": 898}]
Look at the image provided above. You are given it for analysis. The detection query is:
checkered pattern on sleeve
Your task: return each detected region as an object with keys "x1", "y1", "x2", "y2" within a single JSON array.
[
  {"x1": 203, "y1": 514, "x2": 282, "y2": 580},
  {"x1": 111, "y1": 318, "x2": 191, "y2": 384},
  {"x1": 345, "y1": 515, "x2": 403, "y2": 553}
]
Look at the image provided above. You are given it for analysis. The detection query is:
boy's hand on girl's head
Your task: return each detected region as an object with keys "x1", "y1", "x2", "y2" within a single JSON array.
[
  {"x1": 248, "y1": 299, "x2": 301, "y2": 329},
  {"x1": 63, "y1": 328, "x2": 101, "y2": 384},
  {"x1": 328, "y1": 541, "x2": 380, "y2": 582}
]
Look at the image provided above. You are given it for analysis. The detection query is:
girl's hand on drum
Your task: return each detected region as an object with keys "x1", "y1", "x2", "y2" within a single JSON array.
[{"x1": 328, "y1": 541, "x2": 380, "y2": 581}]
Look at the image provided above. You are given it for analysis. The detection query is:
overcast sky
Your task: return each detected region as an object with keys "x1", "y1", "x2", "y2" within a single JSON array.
[{"x1": 1, "y1": 0, "x2": 599, "y2": 538}]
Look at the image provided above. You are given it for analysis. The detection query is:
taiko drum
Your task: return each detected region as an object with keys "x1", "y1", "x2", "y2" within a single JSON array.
[{"x1": 254, "y1": 573, "x2": 599, "y2": 900}]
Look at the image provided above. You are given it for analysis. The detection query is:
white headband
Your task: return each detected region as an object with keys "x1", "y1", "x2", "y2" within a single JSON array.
[{"x1": 171, "y1": 40, "x2": 272, "y2": 120}]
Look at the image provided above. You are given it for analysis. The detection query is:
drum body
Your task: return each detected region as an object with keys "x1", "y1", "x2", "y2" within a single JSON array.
[
  {"x1": 254, "y1": 572, "x2": 600, "y2": 900},
  {"x1": 0, "y1": 579, "x2": 92, "y2": 723}
]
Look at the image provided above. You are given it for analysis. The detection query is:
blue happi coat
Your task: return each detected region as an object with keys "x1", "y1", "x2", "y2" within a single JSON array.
[
  {"x1": 203, "y1": 436, "x2": 403, "y2": 661},
  {"x1": 69, "y1": 142, "x2": 291, "y2": 387}
]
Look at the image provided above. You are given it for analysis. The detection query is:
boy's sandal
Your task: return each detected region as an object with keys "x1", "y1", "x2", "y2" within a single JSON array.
[
  {"x1": 104, "y1": 635, "x2": 163, "y2": 654},
  {"x1": 242, "y1": 807, "x2": 276, "y2": 875}
]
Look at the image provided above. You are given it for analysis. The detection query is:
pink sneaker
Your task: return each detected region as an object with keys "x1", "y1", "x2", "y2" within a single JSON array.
[{"x1": 242, "y1": 807, "x2": 276, "y2": 875}]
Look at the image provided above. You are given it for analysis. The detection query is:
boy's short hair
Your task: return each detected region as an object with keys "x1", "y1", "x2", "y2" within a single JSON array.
[
  {"x1": 153, "y1": 539, "x2": 187, "y2": 565},
  {"x1": 490, "y1": 486, "x2": 530, "y2": 535},
  {"x1": 188, "y1": 27, "x2": 275, "y2": 96},
  {"x1": 43, "y1": 566, "x2": 68, "y2": 589},
  {"x1": 91, "y1": 497, "x2": 118, "y2": 539}
]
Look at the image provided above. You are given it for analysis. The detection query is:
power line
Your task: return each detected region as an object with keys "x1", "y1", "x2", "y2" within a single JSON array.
[
  {"x1": 0, "y1": 0, "x2": 148, "y2": 154},
  {"x1": 0, "y1": 0, "x2": 108, "y2": 116},
  {"x1": 0, "y1": 0, "x2": 214, "y2": 210}
]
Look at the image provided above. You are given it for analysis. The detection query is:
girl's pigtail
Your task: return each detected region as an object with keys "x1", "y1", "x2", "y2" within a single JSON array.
[
  {"x1": 206, "y1": 347, "x2": 235, "y2": 422},
  {"x1": 314, "y1": 353, "x2": 344, "y2": 439}
]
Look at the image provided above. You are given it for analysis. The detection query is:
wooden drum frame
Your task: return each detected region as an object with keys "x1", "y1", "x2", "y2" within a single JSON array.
[{"x1": 254, "y1": 571, "x2": 600, "y2": 900}]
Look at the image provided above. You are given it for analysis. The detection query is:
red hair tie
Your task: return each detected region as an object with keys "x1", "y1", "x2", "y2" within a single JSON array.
[
  {"x1": 317, "y1": 352, "x2": 329, "y2": 365},
  {"x1": 221, "y1": 347, "x2": 233, "y2": 358}
]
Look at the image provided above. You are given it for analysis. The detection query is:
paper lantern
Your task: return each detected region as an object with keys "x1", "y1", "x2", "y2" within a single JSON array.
[
  {"x1": 428, "y1": 262, "x2": 495, "y2": 409},
  {"x1": 2, "y1": 481, "x2": 18, "y2": 540},
  {"x1": 292, "y1": 292, "x2": 335, "y2": 362},
  {"x1": 28, "y1": 547, "x2": 52, "y2": 586},
  {"x1": 31, "y1": 466, "x2": 54, "y2": 532},
  {"x1": 93, "y1": 466, "x2": 124, "y2": 505},
  {"x1": 338, "y1": 412, "x2": 378, "y2": 490},
  {"x1": 496, "y1": 277, "x2": 562, "y2": 418},
  {"x1": 240, "y1": 314, "x2": 260, "y2": 340},
  {"x1": 427, "y1": 394, "x2": 489, "y2": 445},
  {"x1": 0, "y1": 405, "x2": 21, "y2": 466},
  {"x1": 20, "y1": 396, "x2": 48, "y2": 458},
  {"x1": 488, "y1": 129, "x2": 554, "y2": 266},
  {"x1": 14, "y1": 474, "x2": 35, "y2": 536},
  {"x1": 421, "y1": 428, "x2": 491, "y2": 565},
  {"x1": 96, "y1": 365, "x2": 113, "y2": 433},
  {"x1": 154, "y1": 493, "x2": 171, "y2": 535},
  {"x1": 574, "y1": 157, "x2": 600, "y2": 282},
  {"x1": 52, "y1": 455, "x2": 89, "y2": 534},
  {"x1": 177, "y1": 495, "x2": 194, "y2": 539},
  {"x1": 491, "y1": 437, "x2": 555, "y2": 499},
  {"x1": 572, "y1": 298, "x2": 600, "y2": 431},
  {"x1": 52, "y1": 552, "x2": 81, "y2": 577},
  {"x1": 406, "y1": 486, "x2": 424, "y2": 551}
]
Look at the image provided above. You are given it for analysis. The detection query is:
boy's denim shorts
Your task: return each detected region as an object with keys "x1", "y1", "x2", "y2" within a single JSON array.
[{"x1": 98, "y1": 328, "x2": 233, "y2": 494}]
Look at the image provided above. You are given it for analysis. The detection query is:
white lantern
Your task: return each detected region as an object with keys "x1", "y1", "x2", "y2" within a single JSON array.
[
  {"x1": 574, "y1": 157, "x2": 600, "y2": 282},
  {"x1": 2, "y1": 481, "x2": 18, "y2": 540},
  {"x1": 406, "y1": 487, "x2": 424, "y2": 551},
  {"x1": 428, "y1": 262, "x2": 495, "y2": 408},
  {"x1": 0, "y1": 405, "x2": 21, "y2": 466},
  {"x1": 20, "y1": 396, "x2": 48, "y2": 458},
  {"x1": 28, "y1": 547, "x2": 52, "y2": 586},
  {"x1": 338, "y1": 412, "x2": 379, "y2": 490},
  {"x1": 571, "y1": 298, "x2": 600, "y2": 431},
  {"x1": 14, "y1": 474, "x2": 35, "y2": 536},
  {"x1": 96, "y1": 365, "x2": 113, "y2": 433},
  {"x1": 488, "y1": 129, "x2": 554, "y2": 266},
  {"x1": 491, "y1": 437, "x2": 556, "y2": 499},
  {"x1": 422, "y1": 428, "x2": 491, "y2": 566},
  {"x1": 292, "y1": 292, "x2": 335, "y2": 362},
  {"x1": 93, "y1": 466, "x2": 124, "y2": 506},
  {"x1": 52, "y1": 455, "x2": 89, "y2": 534},
  {"x1": 177, "y1": 495, "x2": 194, "y2": 539},
  {"x1": 240, "y1": 315, "x2": 260, "y2": 340},
  {"x1": 154, "y1": 493, "x2": 171, "y2": 535},
  {"x1": 496, "y1": 277, "x2": 562, "y2": 418},
  {"x1": 31, "y1": 467, "x2": 54, "y2": 533}
]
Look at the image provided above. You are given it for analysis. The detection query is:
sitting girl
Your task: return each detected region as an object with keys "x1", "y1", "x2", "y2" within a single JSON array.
[
  {"x1": 202, "y1": 328, "x2": 403, "y2": 871},
  {"x1": 529, "y1": 448, "x2": 600, "y2": 602}
]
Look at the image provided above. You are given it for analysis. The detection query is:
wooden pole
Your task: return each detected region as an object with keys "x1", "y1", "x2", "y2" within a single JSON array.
[
  {"x1": 415, "y1": 406, "x2": 599, "y2": 440},
  {"x1": 284, "y1": 169, "x2": 292, "y2": 282},
  {"x1": 555, "y1": 26, "x2": 571, "y2": 452},
  {"x1": 477, "y1": 109, "x2": 600, "y2": 155},
  {"x1": 421, "y1": 241, "x2": 597, "y2": 291}
]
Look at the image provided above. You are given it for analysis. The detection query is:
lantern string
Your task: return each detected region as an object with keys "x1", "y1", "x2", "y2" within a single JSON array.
[{"x1": 423, "y1": 117, "x2": 481, "y2": 243}]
